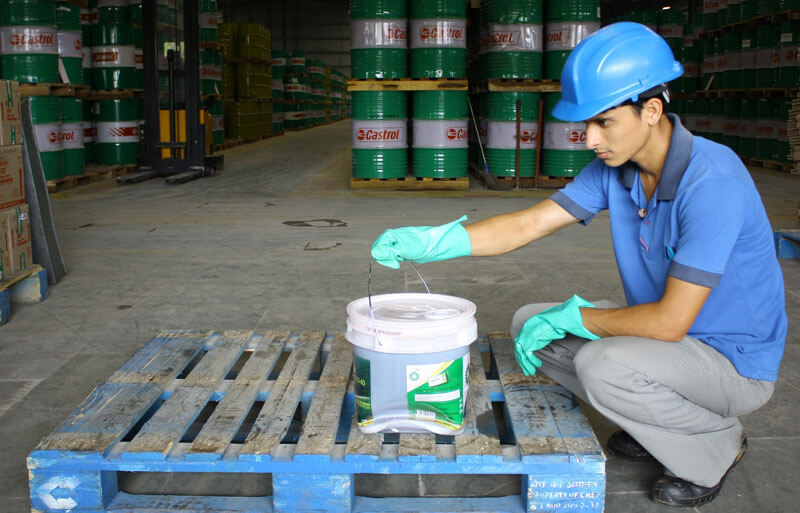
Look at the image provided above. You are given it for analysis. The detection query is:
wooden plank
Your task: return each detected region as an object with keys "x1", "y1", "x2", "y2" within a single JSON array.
[
  {"x1": 455, "y1": 343, "x2": 503, "y2": 463},
  {"x1": 186, "y1": 332, "x2": 289, "y2": 460},
  {"x1": 398, "y1": 433, "x2": 436, "y2": 462},
  {"x1": 37, "y1": 382, "x2": 163, "y2": 455},
  {"x1": 344, "y1": 408, "x2": 382, "y2": 461},
  {"x1": 350, "y1": 176, "x2": 469, "y2": 191},
  {"x1": 120, "y1": 332, "x2": 255, "y2": 459},
  {"x1": 108, "y1": 330, "x2": 210, "y2": 384},
  {"x1": 239, "y1": 332, "x2": 326, "y2": 459},
  {"x1": 294, "y1": 334, "x2": 354, "y2": 461},
  {"x1": 489, "y1": 332, "x2": 570, "y2": 459},
  {"x1": 348, "y1": 78, "x2": 468, "y2": 91},
  {"x1": 487, "y1": 79, "x2": 561, "y2": 93}
]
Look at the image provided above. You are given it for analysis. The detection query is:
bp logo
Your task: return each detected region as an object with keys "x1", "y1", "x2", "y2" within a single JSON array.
[
  {"x1": 568, "y1": 130, "x2": 586, "y2": 144},
  {"x1": 446, "y1": 127, "x2": 466, "y2": 140}
]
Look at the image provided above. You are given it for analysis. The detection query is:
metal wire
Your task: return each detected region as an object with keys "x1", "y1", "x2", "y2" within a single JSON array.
[{"x1": 367, "y1": 259, "x2": 432, "y2": 346}]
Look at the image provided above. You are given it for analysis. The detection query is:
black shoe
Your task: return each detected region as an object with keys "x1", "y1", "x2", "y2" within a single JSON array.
[
  {"x1": 652, "y1": 436, "x2": 748, "y2": 508},
  {"x1": 607, "y1": 430, "x2": 655, "y2": 461}
]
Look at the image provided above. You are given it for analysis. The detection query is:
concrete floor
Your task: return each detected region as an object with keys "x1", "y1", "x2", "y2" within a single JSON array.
[{"x1": 1, "y1": 120, "x2": 798, "y2": 512}]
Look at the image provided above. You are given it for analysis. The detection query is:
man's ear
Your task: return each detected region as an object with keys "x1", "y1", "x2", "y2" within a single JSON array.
[{"x1": 642, "y1": 97, "x2": 663, "y2": 126}]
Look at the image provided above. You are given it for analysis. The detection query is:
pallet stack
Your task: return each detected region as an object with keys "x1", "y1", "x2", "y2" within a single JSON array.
[{"x1": 790, "y1": 92, "x2": 800, "y2": 174}]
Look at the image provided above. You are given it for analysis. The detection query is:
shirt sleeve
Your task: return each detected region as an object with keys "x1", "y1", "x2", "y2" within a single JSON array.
[
  {"x1": 670, "y1": 175, "x2": 748, "y2": 287},
  {"x1": 549, "y1": 159, "x2": 609, "y2": 226}
]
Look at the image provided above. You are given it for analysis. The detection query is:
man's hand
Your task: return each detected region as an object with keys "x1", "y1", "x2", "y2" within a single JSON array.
[
  {"x1": 371, "y1": 215, "x2": 472, "y2": 269},
  {"x1": 514, "y1": 295, "x2": 600, "y2": 375}
]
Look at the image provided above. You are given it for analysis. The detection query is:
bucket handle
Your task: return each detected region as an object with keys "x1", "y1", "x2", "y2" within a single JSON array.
[{"x1": 367, "y1": 259, "x2": 432, "y2": 346}]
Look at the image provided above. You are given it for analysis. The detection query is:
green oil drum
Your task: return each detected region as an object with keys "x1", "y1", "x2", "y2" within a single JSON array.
[
  {"x1": 284, "y1": 101, "x2": 304, "y2": 130},
  {"x1": 678, "y1": 27, "x2": 700, "y2": 94},
  {"x1": 760, "y1": 0, "x2": 781, "y2": 15},
  {"x1": 712, "y1": 36, "x2": 725, "y2": 90},
  {"x1": 352, "y1": 90, "x2": 407, "y2": 179},
  {"x1": 723, "y1": 30, "x2": 742, "y2": 89},
  {"x1": 409, "y1": 0, "x2": 467, "y2": 78},
  {"x1": 60, "y1": 98, "x2": 84, "y2": 176},
  {"x1": 412, "y1": 90, "x2": 468, "y2": 178},
  {"x1": 722, "y1": 97, "x2": 740, "y2": 152},
  {"x1": 285, "y1": 72, "x2": 310, "y2": 102},
  {"x1": 0, "y1": 0, "x2": 59, "y2": 84},
  {"x1": 96, "y1": 0, "x2": 128, "y2": 24},
  {"x1": 657, "y1": 8, "x2": 683, "y2": 55},
  {"x1": 200, "y1": 48, "x2": 222, "y2": 95},
  {"x1": 486, "y1": 92, "x2": 539, "y2": 177},
  {"x1": 738, "y1": 98, "x2": 757, "y2": 159},
  {"x1": 542, "y1": 93, "x2": 593, "y2": 177},
  {"x1": 778, "y1": 21, "x2": 800, "y2": 88},
  {"x1": 134, "y1": 26, "x2": 143, "y2": 88},
  {"x1": 776, "y1": 98, "x2": 790, "y2": 162},
  {"x1": 157, "y1": 0, "x2": 176, "y2": 27},
  {"x1": 755, "y1": 98, "x2": 778, "y2": 160},
  {"x1": 209, "y1": 101, "x2": 223, "y2": 146},
  {"x1": 288, "y1": 49, "x2": 305, "y2": 74},
  {"x1": 30, "y1": 95, "x2": 63, "y2": 180},
  {"x1": 703, "y1": 1, "x2": 718, "y2": 32},
  {"x1": 631, "y1": 9, "x2": 658, "y2": 32},
  {"x1": 701, "y1": 38, "x2": 715, "y2": 89},
  {"x1": 129, "y1": 0, "x2": 141, "y2": 25},
  {"x1": 95, "y1": 99, "x2": 139, "y2": 165},
  {"x1": 307, "y1": 58, "x2": 326, "y2": 81},
  {"x1": 727, "y1": 0, "x2": 742, "y2": 24},
  {"x1": 477, "y1": 5, "x2": 488, "y2": 81},
  {"x1": 200, "y1": 0, "x2": 218, "y2": 42},
  {"x1": 271, "y1": 49, "x2": 288, "y2": 79},
  {"x1": 82, "y1": 9, "x2": 92, "y2": 83},
  {"x1": 91, "y1": 22, "x2": 135, "y2": 89},
  {"x1": 740, "y1": 1, "x2": 757, "y2": 21},
  {"x1": 684, "y1": 97, "x2": 698, "y2": 133},
  {"x1": 57, "y1": 2, "x2": 83, "y2": 85},
  {"x1": 485, "y1": 0, "x2": 543, "y2": 79},
  {"x1": 350, "y1": 0, "x2": 407, "y2": 79},
  {"x1": 739, "y1": 28, "x2": 757, "y2": 89},
  {"x1": 272, "y1": 101, "x2": 284, "y2": 134},
  {"x1": 543, "y1": 0, "x2": 600, "y2": 79},
  {"x1": 82, "y1": 99, "x2": 96, "y2": 165},
  {"x1": 694, "y1": 97, "x2": 711, "y2": 139},
  {"x1": 718, "y1": 1, "x2": 728, "y2": 27},
  {"x1": 271, "y1": 76, "x2": 284, "y2": 100},
  {"x1": 709, "y1": 96, "x2": 724, "y2": 143},
  {"x1": 755, "y1": 24, "x2": 779, "y2": 88}
]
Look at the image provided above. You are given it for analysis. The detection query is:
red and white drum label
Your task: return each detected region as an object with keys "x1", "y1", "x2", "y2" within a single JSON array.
[{"x1": 353, "y1": 120, "x2": 407, "y2": 149}]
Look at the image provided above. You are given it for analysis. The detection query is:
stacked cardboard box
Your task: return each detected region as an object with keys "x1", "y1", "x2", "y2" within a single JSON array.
[{"x1": 0, "y1": 80, "x2": 31, "y2": 281}]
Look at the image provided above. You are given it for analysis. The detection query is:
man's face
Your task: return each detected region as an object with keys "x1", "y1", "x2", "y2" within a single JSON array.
[{"x1": 584, "y1": 105, "x2": 649, "y2": 168}]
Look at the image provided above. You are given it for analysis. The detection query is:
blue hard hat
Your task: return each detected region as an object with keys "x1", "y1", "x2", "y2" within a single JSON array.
[{"x1": 552, "y1": 22, "x2": 684, "y2": 122}]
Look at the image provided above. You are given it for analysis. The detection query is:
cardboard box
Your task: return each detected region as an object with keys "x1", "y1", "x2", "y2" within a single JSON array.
[
  {"x1": 0, "y1": 145, "x2": 24, "y2": 210},
  {"x1": 0, "y1": 80, "x2": 21, "y2": 146},
  {"x1": 3, "y1": 204, "x2": 31, "y2": 274},
  {"x1": 0, "y1": 215, "x2": 9, "y2": 281}
]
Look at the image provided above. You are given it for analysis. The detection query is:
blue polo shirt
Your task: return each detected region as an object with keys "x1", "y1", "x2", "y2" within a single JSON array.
[{"x1": 550, "y1": 114, "x2": 787, "y2": 381}]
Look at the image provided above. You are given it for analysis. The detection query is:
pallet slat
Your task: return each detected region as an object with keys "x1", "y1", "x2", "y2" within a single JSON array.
[{"x1": 350, "y1": 176, "x2": 469, "y2": 191}]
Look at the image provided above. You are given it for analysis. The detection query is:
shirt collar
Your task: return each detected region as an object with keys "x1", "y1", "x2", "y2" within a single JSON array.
[{"x1": 617, "y1": 113, "x2": 693, "y2": 200}]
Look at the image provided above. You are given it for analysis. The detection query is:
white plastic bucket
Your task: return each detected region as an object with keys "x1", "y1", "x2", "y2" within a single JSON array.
[{"x1": 346, "y1": 292, "x2": 477, "y2": 434}]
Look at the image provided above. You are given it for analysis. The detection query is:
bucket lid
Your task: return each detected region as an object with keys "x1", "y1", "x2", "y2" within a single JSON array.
[{"x1": 346, "y1": 293, "x2": 477, "y2": 354}]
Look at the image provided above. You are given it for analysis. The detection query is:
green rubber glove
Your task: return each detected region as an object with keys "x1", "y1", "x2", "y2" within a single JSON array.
[
  {"x1": 371, "y1": 215, "x2": 472, "y2": 269},
  {"x1": 514, "y1": 295, "x2": 601, "y2": 375}
]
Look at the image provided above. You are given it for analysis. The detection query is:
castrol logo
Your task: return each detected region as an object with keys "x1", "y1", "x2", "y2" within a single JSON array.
[
  {"x1": 75, "y1": 39, "x2": 81, "y2": 51},
  {"x1": 357, "y1": 128, "x2": 401, "y2": 141},
  {"x1": 420, "y1": 25, "x2": 463, "y2": 41},
  {"x1": 10, "y1": 32, "x2": 55, "y2": 47},
  {"x1": 48, "y1": 130, "x2": 58, "y2": 144},
  {"x1": 446, "y1": 127, "x2": 466, "y2": 140},
  {"x1": 547, "y1": 30, "x2": 567, "y2": 43},
  {"x1": 62, "y1": 129, "x2": 77, "y2": 142},
  {"x1": 94, "y1": 51, "x2": 119, "y2": 63},
  {"x1": 568, "y1": 130, "x2": 586, "y2": 144},
  {"x1": 384, "y1": 26, "x2": 407, "y2": 41},
  {"x1": 520, "y1": 129, "x2": 536, "y2": 143},
  {"x1": 489, "y1": 31, "x2": 519, "y2": 45}
]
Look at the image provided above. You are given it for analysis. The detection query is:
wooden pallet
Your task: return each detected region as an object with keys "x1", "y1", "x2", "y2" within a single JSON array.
[
  {"x1": 46, "y1": 165, "x2": 138, "y2": 193},
  {"x1": 19, "y1": 83, "x2": 91, "y2": 97},
  {"x1": 470, "y1": 165, "x2": 573, "y2": 190},
  {"x1": 78, "y1": 89, "x2": 143, "y2": 100},
  {"x1": 744, "y1": 157, "x2": 794, "y2": 173},
  {"x1": 348, "y1": 78, "x2": 468, "y2": 92},
  {"x1": 351, "y1": 175, "x2": 470, "y2": 191},
  {"x1": 484, "y1": 79, "x2": 562, "y2": 93},
  {"x1": 27, "y1": 330, "x2": 605, "y2": 513},
  {"x1": 0, "y1": 264, "x2": 47, "y2": 325}
]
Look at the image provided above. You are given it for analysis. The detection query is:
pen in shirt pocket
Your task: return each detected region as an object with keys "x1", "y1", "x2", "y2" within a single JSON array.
[{"x1": 664, "y1": 246, "x2": 675, "y2": 260}]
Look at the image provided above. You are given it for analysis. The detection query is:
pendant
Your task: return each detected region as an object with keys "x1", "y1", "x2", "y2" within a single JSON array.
[{"x1": 638, "y1": 208, "x2": 647, "y2": 219}]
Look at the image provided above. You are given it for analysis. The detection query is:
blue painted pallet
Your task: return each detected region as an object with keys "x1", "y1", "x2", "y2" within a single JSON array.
[
  {"x1": 774, "y1": 230, "x2": 800, "y2": 258},
  {"x1": 28, "y1": 330, "x2": 606, "y2": 513},
  {"x1": 0, "y1": 264, "x2": 48, "y2": 325}
]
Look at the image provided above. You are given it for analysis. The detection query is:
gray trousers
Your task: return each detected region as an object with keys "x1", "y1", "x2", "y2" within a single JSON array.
[{"x1": 511, "y1": 301, "x2": 775, "y2": 487}]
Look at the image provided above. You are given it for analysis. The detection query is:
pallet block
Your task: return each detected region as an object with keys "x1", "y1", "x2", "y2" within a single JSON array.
[
  {"x1": 28, "y1": 330, "x2": 606, "y2": 513},
  {"x1": 0, "y1": 264, "x2": 48, "y2": 325}
]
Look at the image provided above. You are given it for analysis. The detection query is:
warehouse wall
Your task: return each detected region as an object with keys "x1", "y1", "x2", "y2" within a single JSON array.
[{"x1": 228, "y1": 0, "x2": 351, "y2": 76}]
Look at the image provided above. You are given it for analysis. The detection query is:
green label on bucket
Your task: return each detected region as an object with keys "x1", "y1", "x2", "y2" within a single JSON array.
[
  {"x1": 354, "y1": 355, "x2": 374, "y2": 426},
  {"x1": 406, "y1": 355, "x2": 469, "y2": 430}
]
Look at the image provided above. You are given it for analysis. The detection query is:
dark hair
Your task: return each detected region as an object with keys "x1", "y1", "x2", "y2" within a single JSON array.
[{"x1": 620, "y1": 84, "x2": 671, "y2": 114}]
